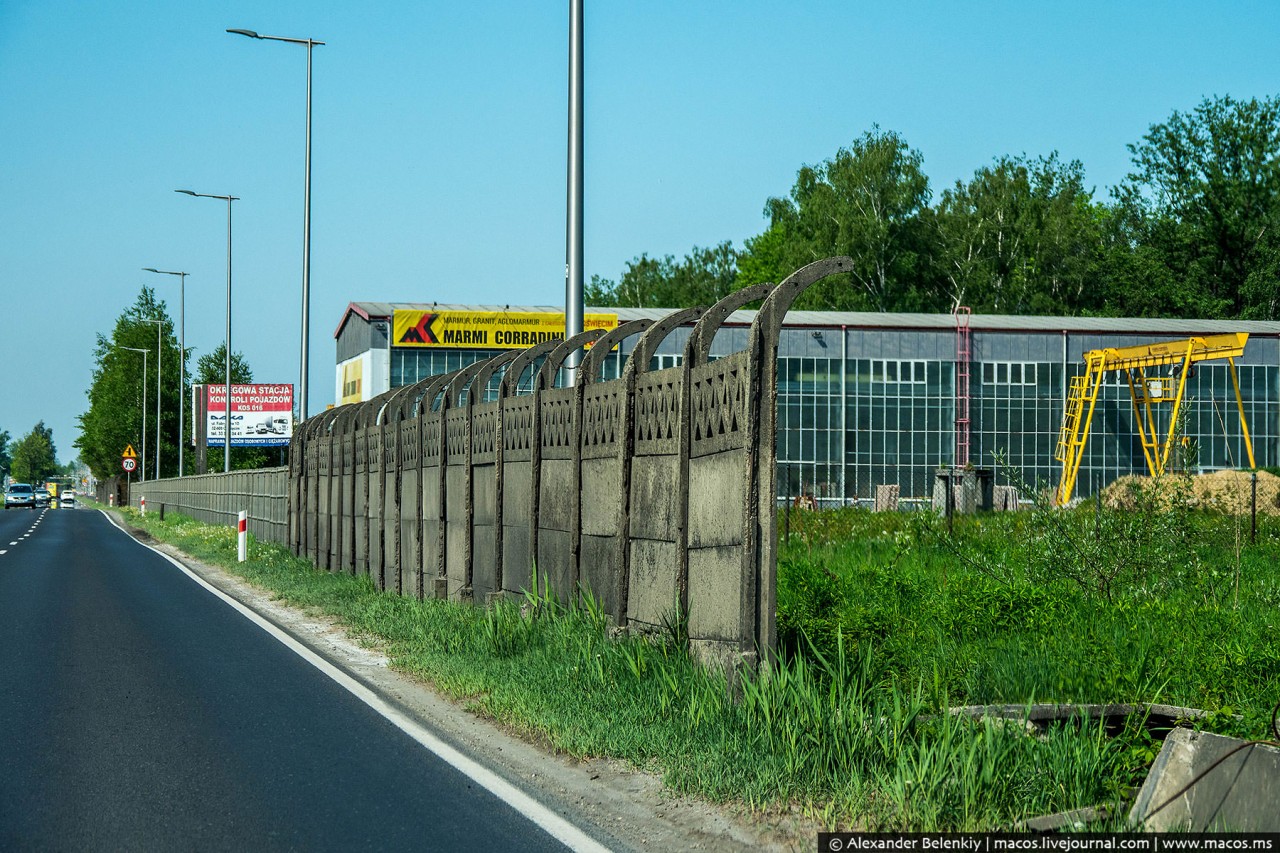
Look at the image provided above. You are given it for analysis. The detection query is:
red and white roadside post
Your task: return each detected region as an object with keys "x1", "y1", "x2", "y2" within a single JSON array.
[
  {"x1": 140, "y1": 496, "x2": 146, "y2": 516},
  {"x1": 237, "y1": 511, "x2": 247, "y2": 562}
]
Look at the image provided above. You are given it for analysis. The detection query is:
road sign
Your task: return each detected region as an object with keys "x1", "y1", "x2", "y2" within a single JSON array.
[
  {"x1": 121, "y1": 457, "x2": 137, "y2": 473},
  {"x1": 122, "y1": 444, "x2": 138, "y2": 459}
]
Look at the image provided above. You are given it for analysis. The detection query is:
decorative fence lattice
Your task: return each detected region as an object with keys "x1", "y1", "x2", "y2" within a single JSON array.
[{"x1": 289, "y1": 257, "x2": 853, "y2": 668}]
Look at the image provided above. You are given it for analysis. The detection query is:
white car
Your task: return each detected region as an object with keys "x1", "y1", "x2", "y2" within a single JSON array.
[{"x1": 60, "y1": 490, "x2": 77, "y2": 507}]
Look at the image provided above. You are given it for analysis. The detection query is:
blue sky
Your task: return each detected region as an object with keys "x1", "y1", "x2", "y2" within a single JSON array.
[{"x1": 2, "y1": 0, "x2": 1277, "y2": 461}]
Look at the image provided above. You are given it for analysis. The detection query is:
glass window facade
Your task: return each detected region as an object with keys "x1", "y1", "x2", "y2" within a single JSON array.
[{"x1": 382, "y1": 326, "x2": 1279, "y2": 504}]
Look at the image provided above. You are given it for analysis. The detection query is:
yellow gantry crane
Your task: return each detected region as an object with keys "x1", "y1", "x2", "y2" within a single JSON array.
[{"x1": 1055, "y1": 333, "x2": 1256, "y2": 505}]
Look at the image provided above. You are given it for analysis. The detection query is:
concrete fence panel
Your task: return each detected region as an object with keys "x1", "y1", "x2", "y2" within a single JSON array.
[
  {"x1": 468, "y1": 351, "x2": 518, "y2": 603},
  {"x1": 272, "y1": 257, "x2": 853, "y2": 669}
]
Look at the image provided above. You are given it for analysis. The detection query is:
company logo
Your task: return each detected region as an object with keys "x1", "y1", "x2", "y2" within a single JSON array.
[{"x1": 399, "y1": 312, "x2": 439, "y2": 344}]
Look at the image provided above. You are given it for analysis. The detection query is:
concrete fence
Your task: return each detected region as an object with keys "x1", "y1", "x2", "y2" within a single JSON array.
[
  {"x1": 289, "y1": 257, "x2": 853, "y2": 668},
  {"x1": 112, "y1": 258, "x2": 852, "y2": 668},
  {"x1": 133, "y1": 468, "x2": 290, "y2": 546}
]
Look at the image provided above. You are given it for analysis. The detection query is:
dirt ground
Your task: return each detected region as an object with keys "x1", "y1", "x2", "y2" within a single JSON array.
[{"x1": 1100, "y1": 469, "x2": 1280, "y2": 515}]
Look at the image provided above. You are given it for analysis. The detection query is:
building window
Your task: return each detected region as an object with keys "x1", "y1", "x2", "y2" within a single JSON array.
[
  {"x1": 648, "y1": 354, "x2": 682, "y2": 372},
  {"x1": 872, "y1": 359, "x2": 925, "y2": 384},
  {"x1": 982, "y1": 362, "x2": 1036, "y2": 386}
]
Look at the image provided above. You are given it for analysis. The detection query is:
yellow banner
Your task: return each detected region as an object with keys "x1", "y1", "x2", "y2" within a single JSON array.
[{"x1": 392, "y1": 310, "x2": 618, "y2": 349}]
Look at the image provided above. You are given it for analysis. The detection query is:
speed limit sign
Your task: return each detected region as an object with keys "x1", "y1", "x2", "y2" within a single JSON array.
[{"x1": 121, "y1": 457, "x2": 137, "y2": 473}]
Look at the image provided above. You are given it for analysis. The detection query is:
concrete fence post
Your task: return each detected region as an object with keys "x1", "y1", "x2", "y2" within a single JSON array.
[
  {"x1": 534, "y1": 329, "x2": 606, "y2": 604},
  {"x1": 276, "y1": 255, "x2": 855, "y2": 674}
]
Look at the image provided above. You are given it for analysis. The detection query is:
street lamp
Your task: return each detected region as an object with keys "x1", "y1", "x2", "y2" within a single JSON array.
[
  {"x1": 565, "y1": 0, "x2": 584, "y2": 383},
  {"x1": 228, "y1": 26, "x2": 324, "y2": 423},
  {"x1": 143, "y1": 268, "x2": 187, "y2": 477},
  {"x1": 116, "y1": 346, "x2": 148, "y2": 482},
  {"x1": 176, "y1": 189, "x2": 238, "y2": 472},
  {"x1": 142, "y1": 318, "x2": 166, "y2": 480}
]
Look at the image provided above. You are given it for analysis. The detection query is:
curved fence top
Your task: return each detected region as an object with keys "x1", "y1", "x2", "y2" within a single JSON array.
[
  {"x1": 686, "y1": 281, "x2": 775, "y2": 367},
  {"x1": 297, "y1": 257, "x2": 854, "y2": 444},
  {"x1": 501, "y1": 337, "x2": 566, "y2": 397},
  {"x1": 752, "y1": 257, "x2": 853, "y2": 342},
  {"x1": 626, "y1": 306, "x2": 706, "y2": 379},
  {"x1": 307, "y1": 406, "x2": 344, "y2": 440},
  {"x1": 537, "y1": 328, "x2": 607, "y2": 390},
  {"x1": 390, "y1": 372, "x2": 454, "y2": 422},
  {"x1": 470, "y1": 350, "x2": 521, "y2": 403},
  {"x1": 355, "y1": 387, "x2": 397, "y2": 429},
  {"x1": 444, "y1": 358, "x2": 495, "y2": 409},
  {"x1": 580, "y1": 319, "x2": 652, "y2": 384}
]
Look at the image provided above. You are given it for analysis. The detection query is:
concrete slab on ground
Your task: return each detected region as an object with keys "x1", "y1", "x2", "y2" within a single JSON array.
[{"x1": 1129, "y1": 728, "x2": 1280, "y2": 830}]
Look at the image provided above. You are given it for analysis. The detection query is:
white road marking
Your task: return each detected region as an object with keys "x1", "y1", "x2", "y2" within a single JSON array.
[
  {"x1": 100, "y1": 510, "x2": 610, "y2": 853},
  {"x1": 0, "y1": 550, "x2": 6, "y2": 555},
  {"x1": 8, "y1": 542, "x2": 16, "y2": 546}
]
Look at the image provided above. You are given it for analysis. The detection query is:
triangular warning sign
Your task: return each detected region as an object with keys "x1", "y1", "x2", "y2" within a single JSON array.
[{"x1": 122, "y1": 444, "x2": 138, "y2": 459}]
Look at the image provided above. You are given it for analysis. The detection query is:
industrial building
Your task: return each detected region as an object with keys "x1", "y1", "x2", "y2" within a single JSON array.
[{"x1": 334, "y1": 302, "x2": 1280, "y2": 503}]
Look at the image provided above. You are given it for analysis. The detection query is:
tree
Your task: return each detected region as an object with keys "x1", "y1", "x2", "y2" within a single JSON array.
[
  {"x1": 1115, "y1": 94, "x2": 1280, "y2": 318},
  {"x1": 761, "y1": 127, "x2": 933, "y2": 312},
  {"x1": 76, "y1": 287, "x2": 185, "y2": 480},
  {"x1": 735, "y1": 224, "x2": 790, "y2": 290},
  {"x1": 930, "y1": 153, "x2": 1104, "y2": 314},
  {"x1": 588, "y1": 241, "x2": 739, "y2": 308},
  {"x1": 194, "y1": 342, "x2": 254, "y2": 386},
  {"x1": 193, "y1": 342, "x2": 270, "y2": 471},
  {"x1": 0, "y1": 429, "x2": 10, "y2": 479},
  {"x1": 10, "y1": 422, "x2": 58, "y2": 484}
]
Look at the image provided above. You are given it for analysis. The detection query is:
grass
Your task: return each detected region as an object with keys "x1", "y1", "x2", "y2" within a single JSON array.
[
  {"x1": 777, "y1": 498, "x2": 1280, "y2": 739},
  {"x1": 96, "y1": 494, "x2": 1279, "y2": 832}
]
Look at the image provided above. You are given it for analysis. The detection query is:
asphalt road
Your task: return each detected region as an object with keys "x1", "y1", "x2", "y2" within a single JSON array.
[{"x1": 0, "y1": 506, "x2": 584, "y2": 851}]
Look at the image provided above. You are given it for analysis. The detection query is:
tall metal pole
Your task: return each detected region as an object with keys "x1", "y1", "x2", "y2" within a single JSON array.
[
  {"x1": 145, "y1": 319, "x2": 163, "y2": 479},
  {"x1": 142, "y1": 352, "x2": 147, "y2": 483},
  {"x1": 301, "y1": 37, "x2": 314, "y2": 423},
  {"x1": 118, "y1": 347, "x2": 148, "y2": 482},
  {"x1": 144, "y1": 269, "x2": 187, "y2": 477},
  {"x1": 225, "y1": 196, "x2": 233, "y2": 473},
  {"x1": 564, "y1": 0, "x2": 584, "y2": 382},
  {"x1": 178, "y1": 273, "x2": 185, "y2": 476},
  {"x1": 227, "y1": 28, "x2": 324, "y2": 423}
]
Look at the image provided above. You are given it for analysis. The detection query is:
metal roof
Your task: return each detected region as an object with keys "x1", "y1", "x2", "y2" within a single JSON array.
[{"x1": 336, "y1": 301, "x2": 1280, "y2": 338}]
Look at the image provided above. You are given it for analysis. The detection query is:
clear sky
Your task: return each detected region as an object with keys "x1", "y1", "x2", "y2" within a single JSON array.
[{"x1": 2, "y1": 0, "x2": 1277, "y2": 462}]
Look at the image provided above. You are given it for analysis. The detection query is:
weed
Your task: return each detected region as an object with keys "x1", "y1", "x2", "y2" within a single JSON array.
[{"x1": 114, "y1": 504, "x2": 1151, "y2": 831}]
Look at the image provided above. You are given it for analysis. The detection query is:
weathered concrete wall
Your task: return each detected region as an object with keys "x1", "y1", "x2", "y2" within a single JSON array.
[{"x1": 283, "y1": 257, "x2": 854, "y2": 667}]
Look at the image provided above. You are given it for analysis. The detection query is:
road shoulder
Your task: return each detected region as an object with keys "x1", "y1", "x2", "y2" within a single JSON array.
[{"x1": 114, "y1": 516, "x2": 809, "y2": 852}]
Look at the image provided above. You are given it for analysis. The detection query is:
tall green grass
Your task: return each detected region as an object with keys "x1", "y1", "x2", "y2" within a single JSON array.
[
  {"x1": 777, "y1": 503, "x2": 1280, "y2": 739},
  {"x1": 116, "y1": 506, "x2": 1134, "y2": 831}
]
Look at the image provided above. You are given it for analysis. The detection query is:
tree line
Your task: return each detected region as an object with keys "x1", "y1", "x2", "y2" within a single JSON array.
[
  {"x1": 75, "y1": 287, "x2": 268, "y2": 481},
  {"x1": 0, "y1": 422, "x2": 74, "y2": 485},
  {"x1": 589, "y1": 95, "x2": 1280, "y2": 320}
]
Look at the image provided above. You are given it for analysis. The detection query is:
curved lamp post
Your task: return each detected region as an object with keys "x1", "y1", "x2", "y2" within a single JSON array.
[
  {"x1": 228, "y1": 27, "x2": 324, "y2": 423},
  {"x1": 142, "y1": 318, "x2": 166, "y2": 480},
  {"x1": 115, "y1": 346, "x2": 148, "y2": 482},
  {"x1": 176, "y1": 189, "x2": 237, "y2": 472},
  {"x1": 143, "y1": 268, "x2": 187, "y2": 477}
]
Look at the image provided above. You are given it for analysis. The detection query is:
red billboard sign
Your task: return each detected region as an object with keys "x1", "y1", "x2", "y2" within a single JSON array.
[{"x1": 204, "y1": 383, "x2": 294, "y2": 447}]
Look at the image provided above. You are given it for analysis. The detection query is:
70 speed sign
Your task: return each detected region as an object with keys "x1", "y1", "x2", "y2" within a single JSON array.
[{"x1": 121, "y1": 457, "x2": 137, "y2": 473}]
